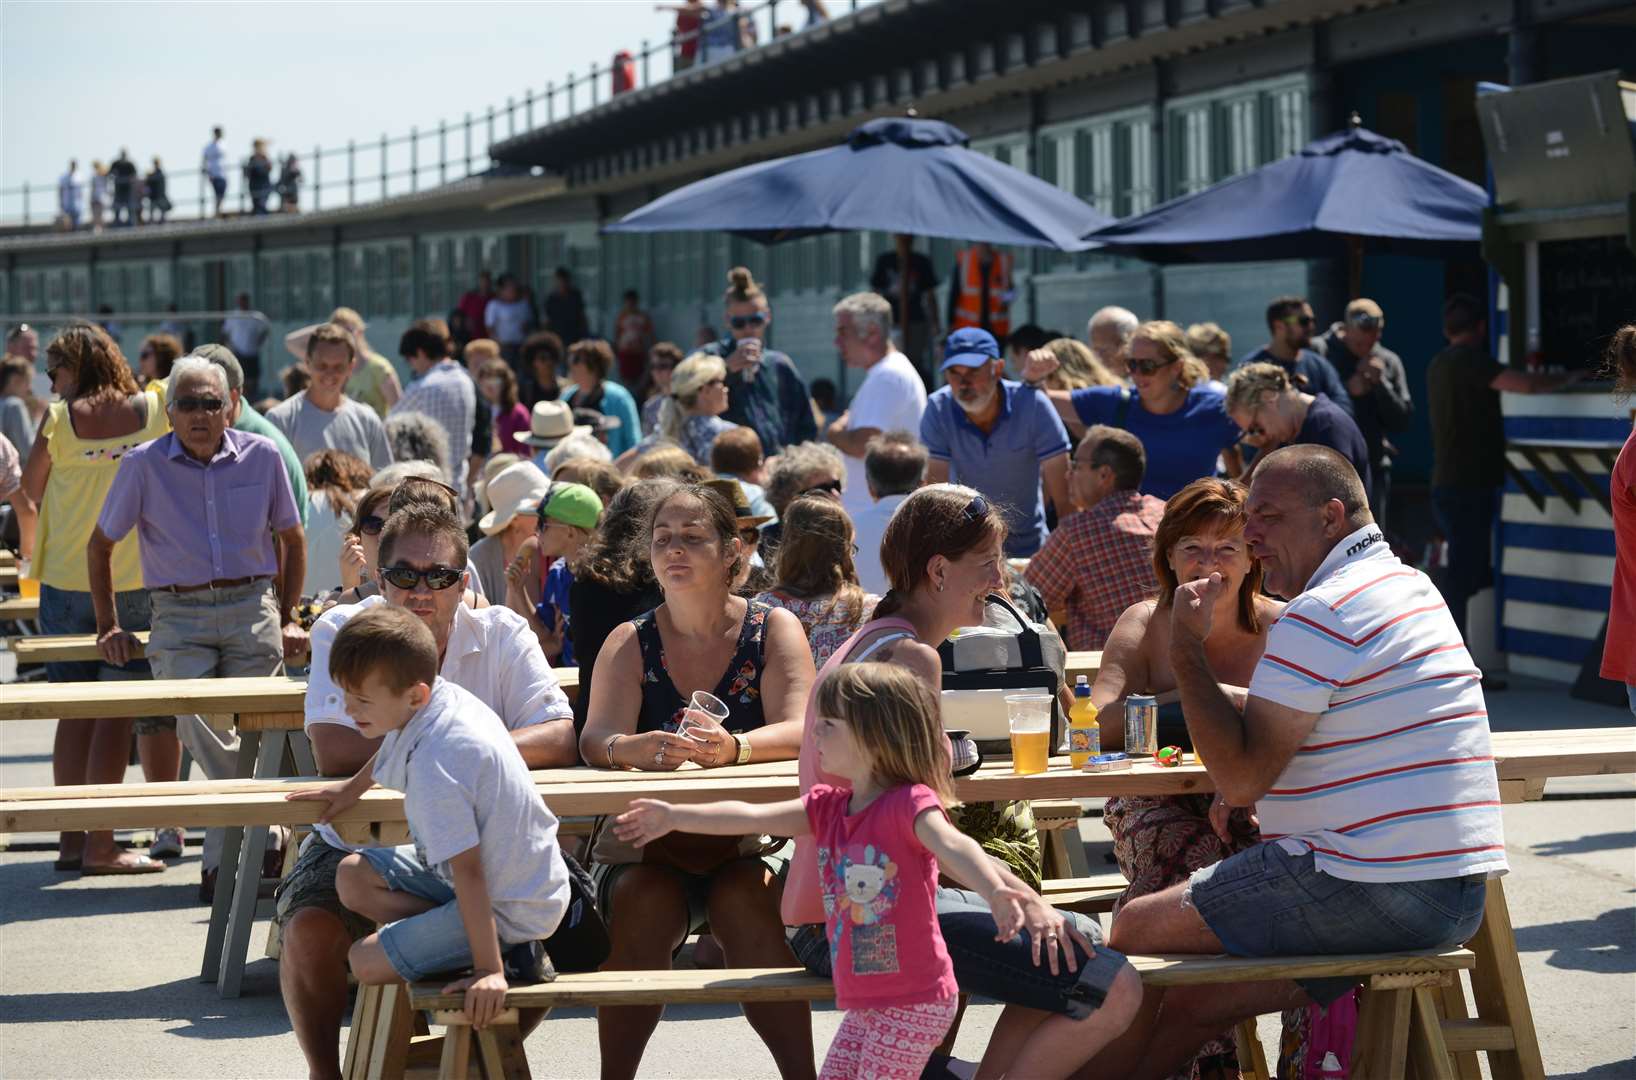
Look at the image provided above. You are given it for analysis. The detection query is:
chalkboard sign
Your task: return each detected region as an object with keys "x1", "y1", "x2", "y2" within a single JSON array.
[{"x1": 1540, "y1": 236, "x2": 1636, "y2": 369}]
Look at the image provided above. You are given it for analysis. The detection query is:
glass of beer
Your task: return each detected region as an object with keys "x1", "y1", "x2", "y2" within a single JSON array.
[
  {"x1": 1005, "y1": 693, "x2": 1053, "y2": 776},
  {"x1": 17, "y1": 557, "x2": 39, "y2": 600}
]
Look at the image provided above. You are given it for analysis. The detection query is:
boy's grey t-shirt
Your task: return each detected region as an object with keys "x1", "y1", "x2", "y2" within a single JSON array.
[
  {"x1": 372, "y1": 678, "x2": 570, "y2": 943},
  {"x1": 265, "y1": 390, "x2": 394, "y2": 471}
]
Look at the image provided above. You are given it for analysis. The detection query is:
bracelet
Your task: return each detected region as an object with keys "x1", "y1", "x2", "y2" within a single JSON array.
[{"x1": 605, "y1": 734, "x2": 625, "y2": 770}]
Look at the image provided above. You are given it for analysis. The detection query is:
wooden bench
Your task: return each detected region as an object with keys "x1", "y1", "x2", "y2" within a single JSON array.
[
  {"x1": 340, "y1": 950, "x2": 1475, "y2": 1080},
  {"x1": 0, "y1": 595, "x2": 39, "y2": 622}
]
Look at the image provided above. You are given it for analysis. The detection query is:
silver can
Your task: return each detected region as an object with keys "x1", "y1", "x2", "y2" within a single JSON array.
[{"x1": 1125, "y1": 694, "x2": 1158, "y2": 756}]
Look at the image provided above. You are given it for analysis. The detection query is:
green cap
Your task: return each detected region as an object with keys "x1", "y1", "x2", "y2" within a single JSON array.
[{"x1": 537, "y1": 481, "x2": 603, "y2": 531}]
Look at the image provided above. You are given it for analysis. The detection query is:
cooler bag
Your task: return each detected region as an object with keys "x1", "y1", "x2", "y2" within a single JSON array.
[{"x1": 937, "y1": 592, "x2": 1066, "y2": 756}]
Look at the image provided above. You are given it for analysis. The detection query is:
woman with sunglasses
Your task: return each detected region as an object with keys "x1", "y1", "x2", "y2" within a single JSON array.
[
  {"x1": 700, "y1": 266, "x2": 818, "y2": 456},
  {"x1": 580, "y1": 481, "x2": 815, "y2": 1080},
  {"x1": 1025, "y1": 320, "x2": 1245, "y2": 500},
  {"x1": 20, "y1": 322, "x2": 171, "y2": 874},
  {"x1": 1224, "y1": 361, "x2": 1372, "y2": 495},
  {"x1": 136, "y1": 332, "x2": 183, "y2": 394},
  {"x1": 637, "y1": 341, "x2": 682, "y2": 435},
  {"x1": 327, "y1": 473, "x2": 486, "y2": 610},
  {"x1": 781, "y1": 484, "x2": 1143, "y2": 1078}
]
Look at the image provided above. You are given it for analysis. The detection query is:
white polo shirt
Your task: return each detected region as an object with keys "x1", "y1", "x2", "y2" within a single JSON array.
[
  {"x1": 1248, "y1": 526, "x2": 1509, "y2": 884},
  {"x1": 306, "y1": 595, "x2": 571, "y2": 851}
]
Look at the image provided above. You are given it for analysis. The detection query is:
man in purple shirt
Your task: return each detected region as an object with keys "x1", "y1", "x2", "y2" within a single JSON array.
[{"x1": 90, "y1": 356, "x2": 306, "y2": 892}]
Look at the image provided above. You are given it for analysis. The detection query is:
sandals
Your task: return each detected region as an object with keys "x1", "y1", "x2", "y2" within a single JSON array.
[{"x1": 81, "y1": 853, "x2": 165, "y2": 875}]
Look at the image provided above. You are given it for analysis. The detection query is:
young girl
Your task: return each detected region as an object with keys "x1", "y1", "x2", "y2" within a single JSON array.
[{"x1": 615, "y1": 662, "x2": 1028, "y2": 1080}]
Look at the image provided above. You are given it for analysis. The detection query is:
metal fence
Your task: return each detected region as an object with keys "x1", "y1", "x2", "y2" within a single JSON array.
[{"x1": 0, "y1": 1, "x2": 864, "y2": 230}]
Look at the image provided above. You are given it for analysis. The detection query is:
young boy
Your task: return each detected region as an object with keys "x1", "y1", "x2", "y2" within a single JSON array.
[{"x1": 293, "y1": 606, "x2": 571, "y2": 1027}]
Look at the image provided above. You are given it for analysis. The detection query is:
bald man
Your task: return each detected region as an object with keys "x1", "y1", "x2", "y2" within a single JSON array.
[{"x1": 1080, "y1": 446, "x2": 1507, "y2": 1079}]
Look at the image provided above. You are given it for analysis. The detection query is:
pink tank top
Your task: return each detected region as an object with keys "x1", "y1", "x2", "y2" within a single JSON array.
[{"x1": 782, "y1": 616, "x2": 920, "y2": 926}]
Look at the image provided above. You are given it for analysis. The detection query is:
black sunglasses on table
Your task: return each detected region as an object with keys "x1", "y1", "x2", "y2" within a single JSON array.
[{"x1": 380, "y1": 565, "x2": 464, "y2": 591}]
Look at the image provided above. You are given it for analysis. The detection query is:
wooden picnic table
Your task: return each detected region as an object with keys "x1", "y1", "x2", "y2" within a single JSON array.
[
  {"x1": 0, "y1": 566, "x2": 17, "y2": 588},
  {"x1": 0, "y1": 595, "x2": 39, "y2": 621}
]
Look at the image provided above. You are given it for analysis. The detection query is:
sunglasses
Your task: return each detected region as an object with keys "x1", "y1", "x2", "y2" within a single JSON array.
[
  {"x1": 728, "y1": 314, "x2": 767, "y2": 329},
  {"x1": 961, "y1": 493, "x2": 991, "y2": 522},
  {"x1": 379, "y1": 564, "x2": 464, "y2": 591},
  {"x1": 1127, "y1": 355, "x2": 1176, "y2": 376},
  {"x1": 173, "y1": 396, "x2": 226, "y2": 414},
  {"x1": 1282, "y1": 314, "x2": 1316, "y2": 328},
  {"x1": 534, "y1": 482, "x2": 563, "y2": 526},
  {"x1": 801, "y1": 478, "x2": 843, "y2": 497},
  {"x1": 1348, "y1": 314, "x2": 1382, "y2": 330},
  {"x1": 357, "y1": 513, "x2": 386, "y2": 536}
]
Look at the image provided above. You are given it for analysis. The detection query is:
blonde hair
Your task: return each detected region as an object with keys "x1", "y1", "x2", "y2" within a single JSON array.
[
  {"x1": 1185, "y1": 322, "x2": 1231, "y2": 364},
  {"x1": 1041, "y1": 337, "x2": 1119, "y2": 391},
  {"x1": 659, "y1": 352, "x2": 727, "y2": 444},
  {"x1": 815, "y1": 663, "x2": 957, "y2": 808},
  {"x1": 1133, "y1": 320, "x2": 1210, "y2": 390},
  {"x1": 725, "y1": 266, "x2": 766, "y2": 306},
  {"x1": 464, "y1": 338, "x2": 502, "y2": 364},
  {"x1": 328, "y1": 306, "x2": 366, "y2": 333},
  {"x1": 1224, "y1": 361, "x2": 1293, "y2": 415}
]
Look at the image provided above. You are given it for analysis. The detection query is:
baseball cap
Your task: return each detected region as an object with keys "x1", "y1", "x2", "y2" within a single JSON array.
[
  {"x1": 939, "y1": 327, "x2": 1001, "y2": 371},
  {"x1": 537, "y1": 481, "x2": 603, "y2": 531}
]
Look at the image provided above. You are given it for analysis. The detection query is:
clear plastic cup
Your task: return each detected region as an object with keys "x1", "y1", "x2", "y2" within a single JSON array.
[
  {"x1": 1004, "y1": 693, "x2": 1053, "y2": 776},
  {"x1": 681, "y1": 689, "x2": 731, "y2": 741}
]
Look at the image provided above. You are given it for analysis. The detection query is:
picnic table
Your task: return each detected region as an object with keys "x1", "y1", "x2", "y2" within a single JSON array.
[
  {"x1": 0, "y1": 595, "x2": 39, "y2": 621},
  {"x1": 0, "y1": 565, "x2": 17, "y2": 589}
]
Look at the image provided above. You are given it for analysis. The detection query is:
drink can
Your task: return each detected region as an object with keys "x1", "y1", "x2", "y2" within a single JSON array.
[{"x1": 1125, "y1": 694, "x2": 1158, "y2": 756}]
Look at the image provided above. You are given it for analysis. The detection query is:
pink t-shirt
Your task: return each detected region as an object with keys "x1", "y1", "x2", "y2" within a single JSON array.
[
  {"x1": 495, "y1": 402, "x2": 532, "y2": 457},
  {"x1": 1603, "y1": 426, "x2": 1636, "y2": 684},
  {"x1": 804, "y1": 783, "x2": 957, "y2": 1010}
]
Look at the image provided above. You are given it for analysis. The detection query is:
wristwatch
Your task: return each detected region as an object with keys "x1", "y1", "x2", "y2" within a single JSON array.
[{"x1": 733, "y1": 734, "x2": 752, "y2": 765}]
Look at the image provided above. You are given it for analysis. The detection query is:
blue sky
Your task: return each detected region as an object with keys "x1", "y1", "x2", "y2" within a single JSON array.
[{"x1": 2, "y1": 1, "x2": 866, "y2": 200}]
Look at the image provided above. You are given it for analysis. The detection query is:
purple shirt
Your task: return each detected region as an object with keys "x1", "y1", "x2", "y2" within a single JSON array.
[{"x1": 98, "y1": 428, "x2": 299, "y2": 588}]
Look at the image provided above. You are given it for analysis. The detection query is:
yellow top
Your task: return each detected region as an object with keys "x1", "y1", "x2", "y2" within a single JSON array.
[
  {"x1": 31, "y1": 390, "x2": 169, "y2": 591},
  {"x1": 346, "y1": 351, "x2": 399, "y2": 417}
]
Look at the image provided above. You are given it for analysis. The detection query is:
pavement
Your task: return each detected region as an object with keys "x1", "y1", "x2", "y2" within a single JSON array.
[{"x1": 1, "y1": 676, "x2": 1632, "y2": 1079}]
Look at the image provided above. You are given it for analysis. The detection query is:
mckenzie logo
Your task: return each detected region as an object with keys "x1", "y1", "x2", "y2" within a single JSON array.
[{"x1": 1346, "y1": 531, "x2": 1385, "y2": 557}]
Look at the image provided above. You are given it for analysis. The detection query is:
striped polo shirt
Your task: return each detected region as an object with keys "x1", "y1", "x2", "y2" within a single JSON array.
[{"x1": 1248, "y1": 526, "x2": 1509, "y2": 884}]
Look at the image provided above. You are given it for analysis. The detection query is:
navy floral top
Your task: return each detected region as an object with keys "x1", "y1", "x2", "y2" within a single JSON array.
[{"x1": 632, "y1": 599, "x2": 771, "y2": 735}]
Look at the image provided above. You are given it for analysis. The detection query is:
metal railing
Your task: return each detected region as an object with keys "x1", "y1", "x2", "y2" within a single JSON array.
[{"x1": 0, "y1": 1, "x2": 864, "y2": 230}]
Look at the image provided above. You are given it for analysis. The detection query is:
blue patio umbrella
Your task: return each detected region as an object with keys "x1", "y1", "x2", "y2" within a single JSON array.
[
  {"x1": 605, "y1": 117, "x2": 1110, "y2": 251},
  {"x1": 1083, "y1": 122, "x2": 1486, "y2": 283}
]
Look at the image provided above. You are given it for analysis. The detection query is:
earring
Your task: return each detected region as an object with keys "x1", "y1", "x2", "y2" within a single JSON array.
[{"x1": 936, "y1": 579, "x2": 945, "y2": 593}]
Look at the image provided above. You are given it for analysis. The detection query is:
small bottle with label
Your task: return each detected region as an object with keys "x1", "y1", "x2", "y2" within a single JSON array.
[{"x1": 1066, "y1": 675, "x2": 1100, "y2": 768}]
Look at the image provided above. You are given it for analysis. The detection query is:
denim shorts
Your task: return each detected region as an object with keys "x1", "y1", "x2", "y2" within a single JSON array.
[
  {"x1": 1186, "y1": 840, "x2": 1488, "y2": 1005},
  {"x1": 39, "y1": 584, "x2": 154, "y2": 682},
  {"x1": 792, "y1": 886, "x2": 1129, "y2": 1020},
  {"x1": 594, "y1": 846, "x2": 792, "y2": 937},
  {"x1": 272, "y1": 834, "x2": 376, "y2": 942},
  {"x1": 360, "y1": 845, "x2": 472, "y2": 982}
]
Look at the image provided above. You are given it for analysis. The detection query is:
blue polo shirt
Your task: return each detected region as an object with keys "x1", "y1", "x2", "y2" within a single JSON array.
[
  {"x1": 920, "y1": 379, "x2": 1070, "y2": 557},
  {"x1": 1069, "y1": 384, "x2": 1242, "y2": 501}
]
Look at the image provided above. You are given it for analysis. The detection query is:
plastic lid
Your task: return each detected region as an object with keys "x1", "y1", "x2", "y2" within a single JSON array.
[{"x1": 1074, "y1": 674, "x2": 1090, "y2": 695}]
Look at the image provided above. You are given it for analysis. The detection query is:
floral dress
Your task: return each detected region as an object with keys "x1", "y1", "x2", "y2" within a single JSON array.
[
  {"x1": 632, "y1": 598, "x2": 770, "y2": 735},
  {"x1": 753, "y1": 590, "x2": 879, "y2": 667}
]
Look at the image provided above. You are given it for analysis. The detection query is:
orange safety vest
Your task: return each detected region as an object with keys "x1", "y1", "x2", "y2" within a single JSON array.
[{"x1": 950, "y1": 248, "x2": 1013, "y2": 340}]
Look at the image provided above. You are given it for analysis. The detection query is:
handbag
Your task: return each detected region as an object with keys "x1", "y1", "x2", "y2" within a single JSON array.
[{"x1": 938, "y1": 592, "x2": 1067, "y2": 754}]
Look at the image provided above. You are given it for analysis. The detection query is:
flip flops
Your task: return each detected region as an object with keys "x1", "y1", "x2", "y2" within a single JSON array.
[{"x1": 81, "y1": 854, "x2": 165, "y2": 875}]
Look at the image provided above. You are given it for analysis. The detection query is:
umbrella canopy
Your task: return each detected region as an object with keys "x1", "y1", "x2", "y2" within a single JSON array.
[
  {"x1": 1083, "y1": 123, "x2": 1486, "y2": 262},
  {"x1": 605, "y1": 117, "x2": 1110, "y2": 252}
]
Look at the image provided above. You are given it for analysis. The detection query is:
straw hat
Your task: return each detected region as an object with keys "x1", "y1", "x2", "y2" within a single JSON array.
[
  {"x1": 477, "y1": 461, "x2": 549, "y2": 535},
  {"x1": 522, "y1": 400, "x2": 591, "y2": 449},
  {"x1": 702, "y1": 478, "x2": 773, "y2": 528}
]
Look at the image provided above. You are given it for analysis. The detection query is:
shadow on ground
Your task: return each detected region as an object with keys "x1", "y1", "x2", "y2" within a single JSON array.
[
  {"x1": 1530, "y1": 831, "x2": 1636, "y2": 857},
  {"x1": 1513, "y1": 907, "x2": 1635, "y2": 975},
  {"x1": 0, "y1": 857, "x2": 205, "y2": 926}
]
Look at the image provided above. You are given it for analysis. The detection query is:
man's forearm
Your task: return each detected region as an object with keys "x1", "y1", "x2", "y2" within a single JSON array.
[
  {"x1": 1170, "y1": 637, "x2": 1247, "y2": 775},
  {"x1": 87, "y1": 538, "x2": 119, "y2": 634},
  {"x1": 511, "y1": 719, "x2": 579, "y2": 769},
  {"x1": 277, "y1": 534, "x2": 306, "y2": 617}
]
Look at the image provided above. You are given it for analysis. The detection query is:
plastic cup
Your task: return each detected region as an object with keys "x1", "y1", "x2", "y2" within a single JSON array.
[
  {"x1": 17, "y1": 558, "x2": 38, "y2": 600},
  {"x1": 1004, "y1": 693, "x2": 1053, "y2": 776},
  {"x1": 681, "y1": 690, "x2": 730, "y2": 741}
]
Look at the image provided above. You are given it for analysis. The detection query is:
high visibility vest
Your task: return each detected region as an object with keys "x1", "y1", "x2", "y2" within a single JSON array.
[{"x1": 950, "y1": 248, "x2": 1013, "y2": 339}]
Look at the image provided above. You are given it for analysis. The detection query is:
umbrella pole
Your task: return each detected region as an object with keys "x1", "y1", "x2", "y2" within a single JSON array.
[
  {"x1": 896, "y1": 232, "x2": 913, "y2": 355},
  {"x1": 1347, "y1": 235, "x2": 1363, "y2": 300}
]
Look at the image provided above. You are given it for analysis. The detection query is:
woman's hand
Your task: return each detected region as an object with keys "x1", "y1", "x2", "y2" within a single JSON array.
[
  {"x1": 441, "y1": 970, "x2": 508, "y2": 1030},
  {"x1": 1020, "y1": 347, "x2": 1060, "y2": 385},
  {"x1": 1015, "y1": 888, "x2": 1094, "y2": 976},
  {"x1": 613, "y1": 797, "x2": 678, "y2": 846},
  {"x1": 616, "y1": 729, "x2": 700, "y2": 771},
  {"x1": 680, "y1": 712, "x2": 736, "y2": 767},
  {"x1": 339, "y1": 535, "x2": 368, "y2": 589},
  {"x1": 1209, "y1": 792, "x2": 1257, "y2": 844}
]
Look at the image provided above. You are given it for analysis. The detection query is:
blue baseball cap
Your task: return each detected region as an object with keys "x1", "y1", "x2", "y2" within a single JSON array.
[{"x1": 939, "y1": 327, "x2": 1001, "y2": 371}]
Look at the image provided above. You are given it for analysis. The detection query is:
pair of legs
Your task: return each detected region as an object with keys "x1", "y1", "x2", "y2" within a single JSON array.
[
  {"x1": 597, "y1": 859, "x2": 815, "y2": 1080},
  {"x1": 277, "y1": 840, "x2": 376, "y2": 1080}
]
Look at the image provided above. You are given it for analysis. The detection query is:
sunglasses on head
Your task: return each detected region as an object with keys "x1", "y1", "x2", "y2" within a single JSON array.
[
  {"x1": 729, "y1": 313, "x2": 767, "y2": 329},
  {"x1": 961, "y1": 493, "x2": 991, "y2": 522},
  {"x1": 379, "y1": 565, "x2": 464, "y2": 591},
  {"x1": 802, "y1": 478, "x2": 843, "y2": 497},
  {"x1": 173, "y1": 396, "x2": 226, "y2": 414}
]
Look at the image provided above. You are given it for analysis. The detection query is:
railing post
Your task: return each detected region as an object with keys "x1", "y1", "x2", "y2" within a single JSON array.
[
  {"x1": 410, "y1": 125, "x2": 419, "y2": 192},
  {"x1": 641, "y1": 40, "x2": 650, "y2": 87},
  {"x1": 198, "y1": 172, "x2": 206, "y2": 219},
  {"x1": 547, "y1": 82, "x2": 555, "y2": 123},
  {"x1": 592, "y1": 64, "x2": 600, "y2": 108},
  {"x1": 380, "y1": 133, "x2": 388, "y2": 200},
  {"x1": 348, "y1": 139, "x2": 356, "y2": 206},
  {"x1": 507, "y1": 96, "x2": 516, "y2": 137},
  {"x1": 439, "y1": 120, "x2": 448, "y2": 185},
  {"x1": 313, "y1": 144, "x2": 322, "y2": 211},
  {"x1": 485, "y1": 107, "x2": 495, "y2": 167},
  {"x1": 526, "y1": 89, "x2": 535, "y2": 130},
  {"x1": 568, "y1": 74, "x2": 576, "y2": 115},
  {"x1": 22, "y1": 181, "x2": 29, "y2": 228},
  {"x1": 464, "y1": 112, "x2": 474, "y2": 176}
]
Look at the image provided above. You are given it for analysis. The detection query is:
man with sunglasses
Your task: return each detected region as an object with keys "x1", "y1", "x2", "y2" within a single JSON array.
[
  {"x1": 1236, "y1": 295, "x2": 1352, "y2": 418},
  {"x1": 702, "y1": 267, "x2": 818, "y2": 455},
  {"x1": 1313, "y1": 299, "x2": 1412, "y2": 523},
  {"x1": 283, "y1": 502, "x2": 578, "y2": 1078},
  {"x1": 90, "y1": 356, "x2": 307, "y2": 894}
]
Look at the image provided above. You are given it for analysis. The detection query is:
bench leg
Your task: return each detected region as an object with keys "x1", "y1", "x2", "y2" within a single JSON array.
[
  {"x1": 1436, "y1": 975, "x2": 1483, "y2": 1080},
  {"x1": 1353, "y1": 986, "x2": 1411, "y2": 1080},
  {"x1": 1234, "y1": 1017, "x2": 1270, "y2": 1080},
  {"x1": 439, "y1": 1025, "x2": 472, "y2": 1080},
  {"x1": 1408, "y1": 987, "x2": 1456, "y2": 1080},
  {"x1": 475, "y1": 1024, "x2": 530, "y2": 1080},
  {"x1": 344, "y1": 984, "x2": 384, "y2": 1080},
  {"x1": 289, "y1": 730, "x2": 317, "y2": 776},
  {"x1": 201, "y1": 730, "x2": 262, "y2": 981},
  {"x1": 1468, "y1": 879, "x2": 1544, "y2": 1080},
  {"x1": 1041, "y1": 824, "x2": 1091, "y2": 879},
  {"x1": 217, "y1": 730, "x2": 287, "y2": 996}
]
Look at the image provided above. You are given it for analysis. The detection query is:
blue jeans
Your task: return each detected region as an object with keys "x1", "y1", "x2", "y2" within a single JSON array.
[
  {"x1": 1187, "y1": 840, "x2": 1488, "y2": 1005},
  {"x1": 361, "y1": 845, "x2": 475, "y2": 982},
  {"x1": 38, "y1": 584, "x2": 153, "y2": 682},
  {"x1": 1431, "y1": 485, "x2": 1499, "y2": 644},
  {"x1": 792, "y1": 886, "x2": 1130, "y2": 1019},
  {"x1": 1627, "y1": 683, "x2": 1636, "y2": 719}
]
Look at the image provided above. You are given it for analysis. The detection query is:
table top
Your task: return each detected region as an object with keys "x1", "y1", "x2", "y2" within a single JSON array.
[
  {"x1": 0, "y1": 595, "x2": 39, "y2": 621},
  {"x1": 3, "y1": 728, "x2": 1629, "y2": 834},
  {"x1": 8, "y1": 632, "x2": 153, "y2": 662}
]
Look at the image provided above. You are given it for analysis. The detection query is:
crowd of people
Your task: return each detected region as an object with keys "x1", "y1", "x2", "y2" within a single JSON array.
[
  {"x1": 54, "y1": 126, "x2": 302, "y2": 232},
  {"x1": 3, "y1": 256, "x2": 1633, "y2": 1080}
]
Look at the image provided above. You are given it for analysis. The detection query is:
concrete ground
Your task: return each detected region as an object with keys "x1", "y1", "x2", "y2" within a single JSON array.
[{"x1": 1, "y1": 677, "x2": 1632, "y2": 1079}]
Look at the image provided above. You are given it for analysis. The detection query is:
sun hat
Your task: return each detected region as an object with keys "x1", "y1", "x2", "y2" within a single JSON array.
[
  {"x1": 474, "y1": 452, "x2": 522, "y2": 515},
  {"x1": 939, "y1": 327, "x2": 1001, "y2": 372},
  {"x1": 537, "y1": 481, "x2": 604, "y2": 531},
  {"x1": 523, "y1": 399, "x2": 591, "y2": 448},
  {"x1": 702, "y1": 477, "x2": 773, "y2": 528},
  {"x1": 477, "y1": 460, "x2": 549, "y2": 535}
]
